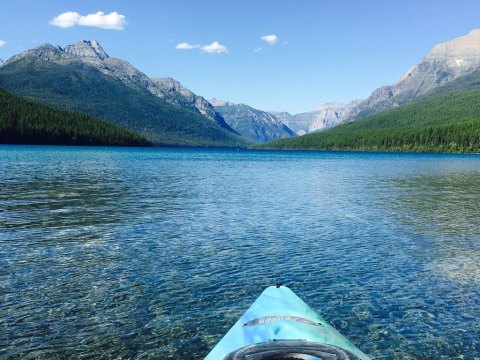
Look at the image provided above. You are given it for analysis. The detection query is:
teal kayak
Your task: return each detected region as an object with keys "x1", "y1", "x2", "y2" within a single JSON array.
[{"x1": 205, "y1": 285, "x2": 371, "y2": 360}]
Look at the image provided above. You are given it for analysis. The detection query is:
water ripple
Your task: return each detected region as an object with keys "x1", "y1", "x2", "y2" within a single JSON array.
[{"x1": 1, "y1": 146, "x2": 479, "y2": 359}]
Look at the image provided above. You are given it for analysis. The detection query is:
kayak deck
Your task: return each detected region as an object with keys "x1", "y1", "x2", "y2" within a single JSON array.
[{"x1": 205, "y1": 285, "x2": 370, "y2": 360}]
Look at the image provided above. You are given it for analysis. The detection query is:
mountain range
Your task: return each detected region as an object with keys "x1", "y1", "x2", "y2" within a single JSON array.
[
  {"x1": 209, "y1": 99, "x2": 295, "y2": 143},
  {"x1": 272, "y1": 101, "x2": 363, "y2": 135},
  {"x1": 262, "y1": 68, "x2": 480, "y2": 153},
  {"x1": 0, "y1": 40, "x2": 246, "y2": 147},
  {"x1": 277, "y1": 29, "x2": 480, "y2": 135},
  {"x1": 0, "y1": 40, "x2": 297, "y2": 145},
  {"x1": 261, "y1": 34, "x2": 480, "y2": 153},
  {"x1": 1, "y1": 29, "x2": 480, "y2": 151}
]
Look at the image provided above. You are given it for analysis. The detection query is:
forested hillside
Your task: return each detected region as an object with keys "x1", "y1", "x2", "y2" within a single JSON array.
[
  {"x1": 0, "y1": 55, "x2": 247, "y2": 148},
  {"x1": 0, "y1": 87, "x2": 151, "y2": 146},
  {"x1": 262, "y1": 77, "x2": 480, "y2": 153}
]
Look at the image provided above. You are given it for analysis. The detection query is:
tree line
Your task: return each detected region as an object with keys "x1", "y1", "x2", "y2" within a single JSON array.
[
  {"x1": 263, "y1": 88, "x2": 480, "y2": 153},
  {"x1": 0, "y1": 87, "x2": 151, "y2": 146}
]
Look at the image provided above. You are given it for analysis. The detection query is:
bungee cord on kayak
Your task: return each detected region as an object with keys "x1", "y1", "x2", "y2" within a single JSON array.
[{"x1": 205, "y1": 285, "x2": 370, "y2": 360}]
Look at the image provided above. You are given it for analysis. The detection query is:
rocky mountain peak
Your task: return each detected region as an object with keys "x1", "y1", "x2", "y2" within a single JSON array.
[
  {"x1": 314, "y1": 102, "x2": 347, "y2": 112},
  {"x1": 280, "y1": 101, "x2": 361, "y2": 135},
  {"x1": 213, "y1": 102, "x2": 295, "y2": 143},
  {"x1": 154, "y1": 77, "x2": 195, "y2": 99},
  {"x1": 0, "y1": 58, "x2": 4, "y2": 66},
  {"x1": 345, "y1": 29, "x2": 480, "y2": 121},
  {"x1": 427, "y1": 29, "x2": 480, "y2": 61},
  {"x1": 209, "y1": 98, "x2": 234, "y2": 107},
  {"x1": 64, "y1": 40, "x2": 109, "y2": 61},
  {"x1": 5, "y1": 43, "x2": 65, "y2": 65},
  {"x1": 151, "y1": 78, "x2": 234, "y2": 132},
  {"x1": 156, "y1": 77, "x2": 180, "y2": 88}
]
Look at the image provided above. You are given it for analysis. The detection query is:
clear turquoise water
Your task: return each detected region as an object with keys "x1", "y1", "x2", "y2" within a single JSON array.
[{"x1": 1, "y1": 145, "x2": 479, "y2": 359}]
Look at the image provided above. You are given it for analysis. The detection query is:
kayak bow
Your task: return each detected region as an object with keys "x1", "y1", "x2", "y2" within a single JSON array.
[{"x1": 205, "y1": 285, "x2": 370, "y2": 360}]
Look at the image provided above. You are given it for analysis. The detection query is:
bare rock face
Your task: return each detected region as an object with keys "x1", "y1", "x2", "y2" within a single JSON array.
[
  {"x1": 308, "y1": 103, "x2": 348, "y2": 131},
  {"x1": 270, "y1": 100, "x2": 364, "y2": 135},
  {"x1": 209, "y1": 98, "x2": 234, "y2": 107},
  {"x1": 7, "y1": 44, "x2": 68, "y2": 65},
  {"x1": 427, "y1": 29, "x2": 480, "y2": 61},
  {"x1": 64, "y1": 40, "x2": 109, "y2": 62},
  {"x1": 152, "y1": 78, "x2": 232, "y2": 130},
  {"x1": 5, "y1": 40, "x2": 235, "y2": 133},
  {"x1": 280, "y1": 29, "x2": 480, "y2": 134},
  {"x1": 347, "y1": 29, "x2": 480, "y2": 120},
  {"x1": 277, "y1": 101, "x2": 360, "y2": 135},
  {"x1": 64, "y1": 41, "x2": 170, "y2": 101},
  {"x1": 212, "y1": 101, "x2": 296, "y2": 143}
]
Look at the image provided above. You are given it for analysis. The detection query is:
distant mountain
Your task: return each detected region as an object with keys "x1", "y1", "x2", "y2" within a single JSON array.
[
  {"x1": 211, "y1": 101, "x2": 295, "y2": 143},
  {"x1": 262, "y1": 68, "x2": 480, "y2": 153},
  {"x1": 274, "y1": 101, "x2": 362, "y2": 135},
  {"x1": 0, "y1": 59, "x2": 4, "y2": 66},
  {"x1": 279, "y1": 29, "x2": 480, "y2": 135},
  {"x1": 209, "y1": 98, "x2": 234, "y2": 107},
  {"x1": 0, "y1": 87, "x2": 150, "y2": 146},
  {"x1": 0, "y1": 41, "x2": 246, "y2": 147},
  {"x1": 348, "y1": 29, "x2": 480, "y2": 120}
]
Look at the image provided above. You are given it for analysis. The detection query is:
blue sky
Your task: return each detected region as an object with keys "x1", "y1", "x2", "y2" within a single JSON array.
[{"x1": 1, "y1": 0, "x2": 480, "y2": 114}]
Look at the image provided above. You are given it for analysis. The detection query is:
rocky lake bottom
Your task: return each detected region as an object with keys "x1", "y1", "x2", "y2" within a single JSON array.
[{"x1": 1, "y1": 146, "x2": 479, "y2": 359}]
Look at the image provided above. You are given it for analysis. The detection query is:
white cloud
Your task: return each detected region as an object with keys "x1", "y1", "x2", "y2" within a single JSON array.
[
  {"x1": 176, "y1": 42, "x2": 199, "y2": 50},
  {"x1": 254, "y1": 47, "x2": 262, "y2": 53},
  {"x1": 200, "y1": 41, "x2": 228, "y2": 54},
  {"x1": 176, "y1": 40, "x2": 228, "y2": 54},
  {"x1": 0, "y1": 39, "x2": 6, "y2": 47},
  {"x1": 79, "y1": 12, "x2": 126, "y2": 30},
  {"x1": 49, "y1": 11, "x2": 80, "y2": 28},
  {"x1": 49, "y1": 11, "x2": 126, "y2": 30},
  {"x1": 261, "y1": 34, "x2": 278, "y2": 45}
]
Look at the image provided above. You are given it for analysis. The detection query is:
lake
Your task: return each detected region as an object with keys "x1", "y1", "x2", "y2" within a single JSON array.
[{"x1": 1, "y1": 145, "x2": 479, "y2": 359}]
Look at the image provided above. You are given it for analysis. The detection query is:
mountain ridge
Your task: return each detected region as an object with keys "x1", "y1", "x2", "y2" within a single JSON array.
[
  {"x1": 261, "y1": 67, "x2": 480, "y2": 153},
  {"x1": 0, "y1": 41, "x2": 247, "y2": 147},
  {"x1": 277, "y1": 101, "x2": 363, "y2": 135},
  {"x1": 6, "y1": 40, "x2": 235, "y2": 134},
  {"x1": 2, "y1": 30, "x2": 480, "y2": 148},
  {"x1": 209, "y1": 98, "x2": 234, "y2": 107},
  {"x1": 277, "y1": 29, "x2": 480, "y2": 135},
  {"x1": 347, "y1": 29, "x2": 480, "y2": 121},
  {"x1": 153, "y1": 77, "x2": 234, "y2": 133},
  {"x1": 210, "y1": 100, "x2": 295, "y2": 143}
]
